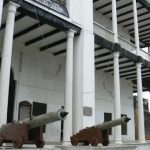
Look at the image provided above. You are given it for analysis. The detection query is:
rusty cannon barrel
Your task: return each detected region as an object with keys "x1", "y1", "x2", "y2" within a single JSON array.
[{"x1": 94, "y1": 116, "x2": 130, "y2": 130}]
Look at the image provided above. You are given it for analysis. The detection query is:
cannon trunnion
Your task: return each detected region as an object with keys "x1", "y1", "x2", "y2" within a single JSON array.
[{"x1": 71, "y1": 116, "x2": 130, "y2": 146}]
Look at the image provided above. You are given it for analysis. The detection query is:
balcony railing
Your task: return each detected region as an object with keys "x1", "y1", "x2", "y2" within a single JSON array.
[{"x1": 94, "y1": 22, "x2": 150, "y2": 61}]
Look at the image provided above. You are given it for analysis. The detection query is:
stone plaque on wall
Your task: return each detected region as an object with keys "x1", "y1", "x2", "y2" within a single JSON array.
[
  {"x1": 83, "y1": 106, "x2": 92, "y2": 116},
  {"x1": 18, "y1": 101, "x2": 32, "y2": 120}
]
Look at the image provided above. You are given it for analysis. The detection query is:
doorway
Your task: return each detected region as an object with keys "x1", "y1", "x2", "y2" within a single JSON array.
[{"x1": 7, "y1": 69, "x2": 16, "y2": 123}]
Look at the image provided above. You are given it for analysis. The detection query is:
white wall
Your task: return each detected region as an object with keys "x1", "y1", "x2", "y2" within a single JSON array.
[
  {"x1": 95, "y1": 70, "x2": 135, "y2": 142},
  {"x1": 0, "y1": 0, "x2": 135, "y2": 142},
  {"x1": 10, "y1": 41, "x2": 135, "y2": 142},
  {"x1": 11, "y1": 42, "x2": 66, "y2": 142}
]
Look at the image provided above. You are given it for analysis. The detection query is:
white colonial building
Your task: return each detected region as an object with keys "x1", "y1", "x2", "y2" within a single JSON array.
[{"x1": 0, "y1": 0, "x2": 150, "y2": 146}]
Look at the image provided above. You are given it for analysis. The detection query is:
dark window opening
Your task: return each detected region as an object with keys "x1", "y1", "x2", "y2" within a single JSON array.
[
  {"x1": 60, "y1": 106, "x2": 64, "y2": 141},
  {"x1": 104, "y1": 112, "x2": 112, "y2": 135},
  {"x1": 7, "y1": 69, "x2": 16, "y2": 123},
  {"x1": 32, "y1": 102, "x2": 47, "y2": 132},
  {"x1": 121, "y1": 114, "x2": 127, "y2": 135}
]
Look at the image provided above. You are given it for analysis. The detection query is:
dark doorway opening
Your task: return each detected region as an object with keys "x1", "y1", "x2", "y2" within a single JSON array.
[
  {"x1": 60, "y1": 106, "x2": 64, "y2": 141},
  {"x1": 7, "y1": 69, "x2": 16, "y2": 123}
]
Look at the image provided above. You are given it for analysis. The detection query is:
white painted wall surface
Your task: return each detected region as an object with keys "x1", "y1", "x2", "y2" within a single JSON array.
[
  {"x1": 9, "y1": 41, "x2": 135, "y2": 142},
  {"x1": 0, "y1": 0, "x2": 136, "y2": 142},
  {"x1": 11, "y1": 42, "x2": 65, "y2": 142},
  {"x1": 95, "y1": 70, "x2": 135, "y2": 142}
]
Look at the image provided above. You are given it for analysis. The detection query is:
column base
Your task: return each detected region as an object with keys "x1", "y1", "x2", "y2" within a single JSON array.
[
  {"x1": 114, "y1": 140, "x2": 122, "y2": 144},
  {"x1": 62, "y1": 141, "x2": 71, "y2": 146},
  {"x1": 138, "y1": 140, "x2": 146, "y2": 144}
]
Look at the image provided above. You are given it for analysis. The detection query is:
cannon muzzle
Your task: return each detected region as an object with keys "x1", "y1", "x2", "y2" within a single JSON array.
[
  {"x1": 94, "y1": 116, "x2": 130, "y2": 130},
  {"x1": 60, "y1": 111, "x2": 68, "y2": 118}
]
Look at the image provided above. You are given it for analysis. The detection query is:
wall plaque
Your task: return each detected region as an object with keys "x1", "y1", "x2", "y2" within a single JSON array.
[
  {"x1": 18, "y1": 101, "x2": 32, "y2": 120},
  {"x1": 83, "y1": 106, "x2": 92, "y2": 116}
]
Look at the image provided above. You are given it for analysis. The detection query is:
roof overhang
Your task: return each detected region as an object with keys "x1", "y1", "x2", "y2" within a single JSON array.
[{"x1": 5, "y1": 0, "x2": 81, "y2": 34}]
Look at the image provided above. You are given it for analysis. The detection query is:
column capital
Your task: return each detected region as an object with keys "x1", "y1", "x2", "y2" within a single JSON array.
[
  {"x1": 8, "y1": 1, "x2": 20, "y2": 13},
  {"x1": 136, "y1": 62, "x2": 142, "y2": 68},
  {"x1": 148, "y1": 46, "x2": 150, "y2": 53},
  {"x1": 113, "y1": 51, "x2": 120, "y2": 58},
  {"x1": 67, "y1": 29, "x2": 76, "y2": 38}
]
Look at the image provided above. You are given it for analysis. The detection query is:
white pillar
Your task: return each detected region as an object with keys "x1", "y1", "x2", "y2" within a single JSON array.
[
  {"x1": 73, "y1": 31, "x2": 95, "y2": 133},
  {"x1": 148, "y1": 46, "x2": 150, "y2": 54},
  {"x1": 112, "y1": 0, "x2": 122, "y2": 143},
  {"x1": 112, "y1": 0, "x2": 118, "y2": 43},
  {"x1": 0, "y1": 0, "x2": 4, "y2": 29},
  {"x1": 133, "y1": 0, "x2": 140, "y2": 54},
  {"x1": 63, "y1": 29, "x2": 75, "y2": 143},
  {"x1": 0, "y1": 2, "x2": 19, "y2": 126},
  {"x1": 113, "y1": 51, "x2": 122, "y2": 144},
  {"x1": 148, "y1": 47, "x2": 150, "y2": 61},
  {"x1": 73, "y1": 0, "x2": 95, "y2": 134},
  {"x1": 136, "y1": 63, "x2": 145, "y2": 143},
  {"x1": 133, "y1": 0, "x2": 145, "y2": 143}
]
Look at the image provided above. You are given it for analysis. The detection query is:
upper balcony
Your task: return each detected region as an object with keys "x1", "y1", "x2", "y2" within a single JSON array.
[
  {"x1": 94, "y1": 22, "x2": 150, "y2": 61},
  {"x1": 93, "y1": 0, "x2": 150, "y2": 91},
  {"x1": 93, "y1": 0, "x2": 150, "y2": 61}
]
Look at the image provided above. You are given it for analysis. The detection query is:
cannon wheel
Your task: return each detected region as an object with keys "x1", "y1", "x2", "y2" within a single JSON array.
[
  {"x1": 36, "y1": 140, "x2": 45, "y2": 148},
  {"x1": 102, "y1": 140, "x2": 109, "y2": 146},
  {"x1": 91, "y1": 137, "x2": 98, "y2": 146},
  {"x1": 102, "y1": 130, "x2": 109, "y2": 146},
  {"x1": 0, "y1": 136, "x2": 3, "y2": 146},
  {"x1": 71, "y1": 137, "x2": 78, "y2": 146},
  {"x1": 84, "y1": 141, "x2": 89, "y2": 146},
  {"x1": 13, "y1": 137, "x2": 23, "y2": 148}
]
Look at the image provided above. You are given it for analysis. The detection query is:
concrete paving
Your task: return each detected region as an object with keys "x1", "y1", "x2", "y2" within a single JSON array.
[{"x1": 0, "y1": 142, "x2": 150, "y2": 150}]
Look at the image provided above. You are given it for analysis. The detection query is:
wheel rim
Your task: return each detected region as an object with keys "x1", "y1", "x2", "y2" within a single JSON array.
[
  {"x1": 91, "y1": 137, "x2": 98, "y2": 146},
  {"x1": 13, "y1": 138, "x2": 23, "y2": 148},
  {"x1": 0, "y1": 136, "x2": 3, "y2": 146},
  {"x1": 36, "y1": 140, "x2": 45, "y2": 148},
  {"x1": 71, "y1": 137, "x2": 78, "y2": 146}
]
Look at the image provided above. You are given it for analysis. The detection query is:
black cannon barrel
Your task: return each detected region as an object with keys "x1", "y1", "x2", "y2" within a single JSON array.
[{"x1": 94, "y1": 116, "x2": 130, "y2": 130}]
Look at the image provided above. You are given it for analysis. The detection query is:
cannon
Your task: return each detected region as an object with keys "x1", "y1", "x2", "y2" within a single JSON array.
[
  {"x1": 71, "y1": 116, "x2": 130, "y2": 146},
  {"x1": 0, "y1": 109, "x2": 68, "y2": 148}
]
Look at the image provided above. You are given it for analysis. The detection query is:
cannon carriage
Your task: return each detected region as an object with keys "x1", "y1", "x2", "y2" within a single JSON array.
[{"x1": 71, "y1": 116, "x2": 130, "y2": 146}]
